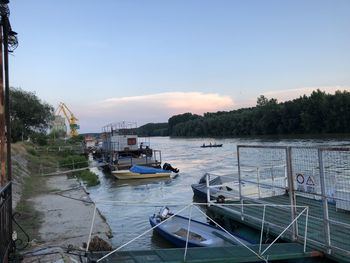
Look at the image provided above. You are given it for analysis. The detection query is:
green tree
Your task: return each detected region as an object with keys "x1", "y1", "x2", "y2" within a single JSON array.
[{"x1": 10, "y1": 88, "x2": 54, "y2": 142}]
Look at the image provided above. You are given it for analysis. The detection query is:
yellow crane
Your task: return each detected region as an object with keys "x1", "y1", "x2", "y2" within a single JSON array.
[{"x1": 55, "y1": 102, "x2": 80, "y2": 137}]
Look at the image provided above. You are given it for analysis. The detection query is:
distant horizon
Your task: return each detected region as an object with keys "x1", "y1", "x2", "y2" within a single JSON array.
[
  {"x1": 9, "y1": 1, "x2": 350, "y2": 133},
  {"x1": 70, "y1": 87, "x2": 348, "y2": 133}
]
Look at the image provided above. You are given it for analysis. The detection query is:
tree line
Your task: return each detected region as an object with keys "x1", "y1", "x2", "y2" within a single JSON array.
[
  {"x1": 9, "y1": 88, "x2": 83, "y2": 144},
  {"x1": 9, "y1": 88, "x2": 350, "y2": 141},
  {"x1": 167, "y1": 90, "x2": 350, "y2": 137}
]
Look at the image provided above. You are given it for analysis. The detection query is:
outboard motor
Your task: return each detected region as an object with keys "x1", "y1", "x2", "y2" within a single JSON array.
[
  {"x1": 198, "y1": 173, "x2": 208, "y2": 184},
  {"x1": 163, "y1": 163, "x2": 179, "y2": 173},
  {"x1": 216, "y1": 195, "x2": 226, "y2": 203}
]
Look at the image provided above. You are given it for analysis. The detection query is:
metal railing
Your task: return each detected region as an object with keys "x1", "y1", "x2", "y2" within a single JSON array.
[
  {"x1": 0, "y1": 182, "x2": 12, "y2": 262},
  {"x1": 86, "y1": 202, "x2": 309, "y2": 263},
  {"x1": 236, "y1": 145, "x2": 350, "y2": 258}
]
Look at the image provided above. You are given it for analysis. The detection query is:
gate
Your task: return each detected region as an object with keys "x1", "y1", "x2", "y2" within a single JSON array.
[{"x1": 0, "y1": 182, "x2": 12, "y2": 262}]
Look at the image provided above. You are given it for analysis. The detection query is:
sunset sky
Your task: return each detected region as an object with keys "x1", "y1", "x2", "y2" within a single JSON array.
[{"x1": 9, "y1": 0, "x2": 350, "y2": 132}]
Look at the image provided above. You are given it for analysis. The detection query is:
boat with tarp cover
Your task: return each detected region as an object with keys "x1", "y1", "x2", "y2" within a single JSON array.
[{"x1": 112, "y1": 165, "x2": 174, "y2": 179}]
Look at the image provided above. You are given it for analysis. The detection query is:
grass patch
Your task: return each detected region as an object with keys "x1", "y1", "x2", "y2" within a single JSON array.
[
  {"x1": 27, "y1": 148, "x2": 37, "y2": 156},
  {"x1": 76, "y1": 170, "x2": 100, "y2": 187},
  {"x1": 14, "y1": 174, "x2": 46, "y2": 245},
  {"x1": 59, "y1": 155, "x2": 88, "y2": 170},
  {"x1": 12, "y1": 142, "x2": 95, "y2": 247}
]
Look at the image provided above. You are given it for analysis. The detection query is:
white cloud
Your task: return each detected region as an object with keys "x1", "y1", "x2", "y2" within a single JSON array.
[
  {"x1": 75, "y1": 91, "x2": 234, "y2": 132},
  {"x1": 101, "y1": 92, "x2": 233, "y2": 113},
  {"x1": 72, "y1": 86, "x2": 350, "y2": 132}
]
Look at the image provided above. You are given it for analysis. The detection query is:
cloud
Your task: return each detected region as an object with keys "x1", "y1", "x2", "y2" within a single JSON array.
[
  {"x1": 262, "y1": 85, "x2": 350, "y2": 103},
  {"x1": 74, "y1": 86, "x2": 350, "y2": 132},
  {"x1": 101, "y1": 92, "x2": 233, "y2": 113},
  {"x1": 76, "y1": 91, "x2": 234, "y2": 132}
]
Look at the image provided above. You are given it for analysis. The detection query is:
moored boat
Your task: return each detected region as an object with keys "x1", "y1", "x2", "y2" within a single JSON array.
[
  {"x1": 149, "y1": 207, "x2": 251, "y2": 247},
  {"x1": 112, "y1": 165, "x2": 176, "y2": 180},
  {"x1": 191, "y1": 173, "x2": 240, "y2": 201},
  {"x1": 200, "y1": 143, "x2": 223, "y2": 148}
]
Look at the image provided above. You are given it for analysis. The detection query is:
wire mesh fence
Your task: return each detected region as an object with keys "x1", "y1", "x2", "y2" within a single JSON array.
[
  {"x1": 236, "y1": 145, "x2": 350, "y2": 258},
  {"x1": 238, "y1": 146, "x2": 288, "y2": 199}
]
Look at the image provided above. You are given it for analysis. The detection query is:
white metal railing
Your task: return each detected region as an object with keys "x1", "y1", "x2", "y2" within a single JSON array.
[
  {"x1": 205, "y1": 173, "x2": 240, "y2": 205},
  {"x1": 240, "y1": 164, "x2": 287, "y2": 199},
  {"x1": 39, "y1": 160, "x2": 100, "y2": 176},
  {"x1": 237, "y1": 145, "x2": 350, "y2": 257},
  {"x1": 85, "y1": 201, "x2": 309, "y2": 263}
]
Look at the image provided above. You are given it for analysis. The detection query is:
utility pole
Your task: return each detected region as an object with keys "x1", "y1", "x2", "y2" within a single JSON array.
[
  {"x1": 0, "y1": 24, "x2": 5, "y2": 186},
  {"x1": 0, "y1": 0, "x2": 17, "y2": 187},
  {"x1": 0, "y1": 1, "x2": 18, "y2": 262}
]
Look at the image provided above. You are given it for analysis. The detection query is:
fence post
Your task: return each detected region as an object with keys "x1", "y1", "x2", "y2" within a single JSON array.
[
  {"x1": 257, "y1": 167, "x2": 261, "y2": 198},
  {"x1": 286, "y1": 146, "x2": 298, "y2": 241},
  {"x1": 237, "y1": 146, "x2": 244, "y2": 220},
  {"x1": 259, "y1": 204, "x2": 266, "y2": 254},
  {"x1": 206, "y1": 173, "x2": 211, "y2": 206},
  {"x1": 318, "y1": 148, "x2": 331, "y2": 254},
  {"x1": 271, "y1": 166, "x2": 275, "y2": 196}
]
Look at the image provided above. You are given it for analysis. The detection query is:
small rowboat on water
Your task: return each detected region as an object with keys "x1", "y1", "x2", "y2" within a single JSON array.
[
  {"x1": 200, "y1": 143, "x2": 223, "y2": 148},
  {"x1": 149, "y1": 207, "x2": 251, "y2": 247},
  {"x1": 112, "y1": 165, "x2": 176, "y2": 180}
]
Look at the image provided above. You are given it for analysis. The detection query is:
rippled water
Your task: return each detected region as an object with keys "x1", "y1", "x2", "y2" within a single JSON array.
[{"x1": 87, "y1": 136, "x2": 350, "y2": 250}]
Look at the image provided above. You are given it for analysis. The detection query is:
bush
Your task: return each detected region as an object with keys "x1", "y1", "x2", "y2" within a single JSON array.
[
  {"x1": 77, "y1": 170, "x2": 100, "y2": 187},
  {"x1": 57, "y1": 149, "x2": 75, "y2": 158},
  {"x1": 31, "y1": 133, "x2": 48, "y2": 146},
  {"x1": 27, "y1": 148, "x2": 37, "y2": 156},
  {"x1": 59, "y1": 155, "x2": 87, "y2": 169}
]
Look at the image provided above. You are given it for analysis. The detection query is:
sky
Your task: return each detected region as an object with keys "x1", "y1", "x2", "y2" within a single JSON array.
[{"x1": 9, "y1": 0, "x2": 350, "y2": 132}]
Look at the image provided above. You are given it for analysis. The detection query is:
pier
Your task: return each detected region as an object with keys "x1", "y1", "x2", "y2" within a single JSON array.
[
  {"x1": 205, "y1": 145, "x2": 350, "y2": 262},
  {"x1": 89, "y1": 243, "x2": 322, "y2": 262}
]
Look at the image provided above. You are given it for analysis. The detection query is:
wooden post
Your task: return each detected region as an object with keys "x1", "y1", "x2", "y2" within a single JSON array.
[
  {"x1": 3, "y1": 16, "x2": 11, "y2": 182},
  {"x1": 0, "y1": 25, "x2": 5, "y2": 186}
]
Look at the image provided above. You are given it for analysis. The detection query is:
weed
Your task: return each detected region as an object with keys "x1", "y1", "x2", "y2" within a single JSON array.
[{"x1": 77, "y1": 170, "x2": 100, "y2": 187}]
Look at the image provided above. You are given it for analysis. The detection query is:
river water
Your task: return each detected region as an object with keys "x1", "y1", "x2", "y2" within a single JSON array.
[{"x1": 88, "y1": 136, "x2": 350, "y2": 250}]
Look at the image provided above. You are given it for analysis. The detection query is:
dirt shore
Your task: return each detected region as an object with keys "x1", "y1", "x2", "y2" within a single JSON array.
[
  {"x1": 11, "y1": 143, "x2": 113, "y2": 262},
  {"x1": 31, "y1": 175, "x2": 112, "y2": 247},
  {"x1": 21, "y1": 175, "x2": 112, "y2": 262}
]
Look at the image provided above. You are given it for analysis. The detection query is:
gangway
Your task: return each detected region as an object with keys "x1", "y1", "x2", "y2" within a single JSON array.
[{"x1": 88, "y1": 243, "x2": 322, "y2": 262}]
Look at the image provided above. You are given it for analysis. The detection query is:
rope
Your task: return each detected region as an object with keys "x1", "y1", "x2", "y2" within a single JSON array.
[
  {"x1": 193, "y1": 205, "x2": 267, "y2": 262},
  {"x1": 96, "y1": 204, "x2": 191, "y2": 262},
  {"x1": 183, "y1": 205, "x2": 193, "y2": 261}
]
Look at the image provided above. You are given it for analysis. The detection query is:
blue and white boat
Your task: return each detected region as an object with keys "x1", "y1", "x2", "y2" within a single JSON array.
[
  {"x1": 149, "y1": 207, "x2": 251, "y2": 247},
  {"x1": 112, "y1": 165, "x2": 174, "y2": 180}
]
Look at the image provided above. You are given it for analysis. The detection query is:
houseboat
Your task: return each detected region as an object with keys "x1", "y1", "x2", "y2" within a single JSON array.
[{"x1": 100, "y1": 122, "x2": 162, "y2": 171}]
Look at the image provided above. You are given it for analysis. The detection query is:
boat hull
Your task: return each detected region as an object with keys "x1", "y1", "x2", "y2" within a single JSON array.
[
  {"x1": 200, "y1": 144, "x2": 223, "y2": 148},
  {"x1": 112, "y1": 170, "x2": 171, "y2": 179},
  {"x1": 149, "y1": 214, "x2": 250, "y2": 248},
  {"x1": 191, "y1": 175, "x2": 239, "y2": 201}
]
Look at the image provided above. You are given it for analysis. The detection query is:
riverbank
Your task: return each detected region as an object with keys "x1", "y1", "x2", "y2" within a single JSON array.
[{"x1": 11, "y1": 142, "x2": 112, "y2": 261}]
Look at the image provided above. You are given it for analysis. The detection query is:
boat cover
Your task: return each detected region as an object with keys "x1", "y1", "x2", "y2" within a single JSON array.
[{"x1": 129, "y1": 165, "x2": 168, "y2": 174}]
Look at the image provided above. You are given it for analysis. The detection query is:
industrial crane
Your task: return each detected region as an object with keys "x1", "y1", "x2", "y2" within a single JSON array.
[{"x1": 55, "y1": 102, "x2": 80, "y2": 137}]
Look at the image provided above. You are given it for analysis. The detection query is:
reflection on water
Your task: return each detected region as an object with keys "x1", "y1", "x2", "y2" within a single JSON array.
[{"x1": 87, "y1": 136, "x2": 350, "y2": 250}]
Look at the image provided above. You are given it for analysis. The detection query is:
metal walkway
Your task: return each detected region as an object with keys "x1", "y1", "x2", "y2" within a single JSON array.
[
  {"x1": 89, "y1": 243, "x2": 322, "y2": 263},
  {"x1": 208, "y1": 195, "x2": 350, "y2": 262}
]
